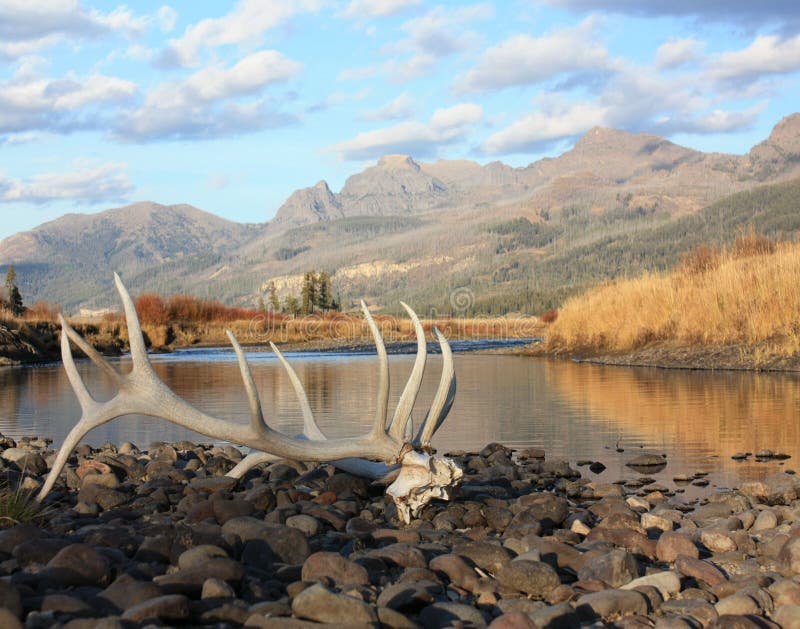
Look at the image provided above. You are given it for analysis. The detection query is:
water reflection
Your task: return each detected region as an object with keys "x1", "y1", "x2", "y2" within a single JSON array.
[{"x1": 0, "y1": 350, "x2": 798, "y2": 492}]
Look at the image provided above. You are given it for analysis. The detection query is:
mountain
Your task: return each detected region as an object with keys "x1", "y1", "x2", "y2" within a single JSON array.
[
  {"x1": 0, "y1": 202, "x2": 258, "y2": 308},
  {"x1": 3, "y1": 113, "x2": 800, "y2": 314}
]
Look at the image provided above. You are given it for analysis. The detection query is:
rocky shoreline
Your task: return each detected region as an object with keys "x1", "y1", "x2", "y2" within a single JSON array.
[{"x1": 1, "y1": 438, "x2": 800, "y2": 628}]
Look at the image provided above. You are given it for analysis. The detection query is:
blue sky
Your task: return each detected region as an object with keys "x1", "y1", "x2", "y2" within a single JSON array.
[{"x1": 0, "y1": 0, "x2": 798, "y2": 240}]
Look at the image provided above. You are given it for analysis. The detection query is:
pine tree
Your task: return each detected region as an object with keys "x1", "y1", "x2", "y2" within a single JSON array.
[
  {"x1": 257, "y1": 294, "x2": 266, "y2": 313},
  {"x1": 300, "y1": 271, "x2": 317, "y2": 315},
  {"x1": 317, "y1": 271, "x2": 332, "y2": 311},
  {"x1": 267, "y1": 281, "x2": 280, "y2": 312},
  {"x1": 5, "y1": 265, "x2": 16, "y2": 291},
  {"x1": 285, "y1": 295, "x2": 300, "y2": 317},
  {"x1": 5, "y1": 265, "x2": 23, "y2": 316}
]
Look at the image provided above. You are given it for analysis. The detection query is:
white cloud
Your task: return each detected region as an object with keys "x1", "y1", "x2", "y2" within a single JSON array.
[
  {"x1": 0, "y1": 1, "x2": 147, "y2": 60},
  {"x1": 161, "y1": 0, "x2": 322, "y2": 67},
  {"x1": 709, "y1": 34, "x2": 800, "y2": 83},
  {"x1": 481, "y1": 62, "x2": 761, "y2": 155},
  {"x1": 454, "y1": 18, "x2": 609, "y2": 93},
  {"x1": 343, "y1": 0, "x2": 420, "y2": 19},
  {"x1": 157, "y1": 6, "x2": 178, "y2": 33},
  {"x1": 540, "y1": 1, "x2": 798, "y2": 28},
  {"x1": 483, "y1": 102, "x2": 608, "y2": 154},
  {"x1": 359, "y1": 92, "x2": 414, "y2": 121},
  {"x1": 341, "y1": 4, "x2": 491, "y2": 81},
  {"x1": 330, "y1": 103, "x2": 483, "y2": 159},
  {"x1": 0, "y1": 70, "x2": 137, "y2": 134},
  {"x1": 655, "y1": 37, "x2": 704, "y2": 69},
  {"x1": 0, "y1": 161, "x2": 134, "y2": 205},
  {"x1": 116, "y1": 50, "x2": 300, "y2": 141}
]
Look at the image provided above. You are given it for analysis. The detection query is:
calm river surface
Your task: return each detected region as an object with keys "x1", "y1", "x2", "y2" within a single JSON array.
[{"x1": 2, "y1": 345, "x2": 799, "y2": 493}]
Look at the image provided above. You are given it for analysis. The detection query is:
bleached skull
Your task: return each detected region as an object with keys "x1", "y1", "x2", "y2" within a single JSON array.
[{"x1": 386, "y1": 450, "x2": 463, "y2": 524}]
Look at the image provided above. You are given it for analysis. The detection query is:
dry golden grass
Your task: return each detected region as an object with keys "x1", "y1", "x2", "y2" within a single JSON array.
[{"x1": 545, "y1": 234, "x2": 800, "y2": 360}]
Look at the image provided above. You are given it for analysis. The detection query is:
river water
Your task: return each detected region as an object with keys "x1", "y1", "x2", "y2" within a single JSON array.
[{"x1": 1, "y1": 344, "x2": 799, "y2": 493}]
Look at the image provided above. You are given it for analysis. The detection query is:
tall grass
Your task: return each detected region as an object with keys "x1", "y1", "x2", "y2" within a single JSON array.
[{"x1": 544, "y1": 232, "x2": 800, "y2": 358}]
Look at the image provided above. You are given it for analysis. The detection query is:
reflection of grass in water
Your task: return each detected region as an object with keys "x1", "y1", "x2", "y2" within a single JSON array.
[
  {"x1": 0, "y1": 482, "x2": 50, "y2": 529},
  {"x1": 544, "y1": 360, "x2": 800, "y2": 464}
]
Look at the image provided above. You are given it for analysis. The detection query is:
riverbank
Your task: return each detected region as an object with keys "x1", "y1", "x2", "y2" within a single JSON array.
[
  {"x1": 0, "y1": 314, "x2": 542, "y2": 365},
  {"x1": 524, "y1": 233, "x2": 800, "y2": 372},
  {"x1": 1, "y1": 437, "x2": 799, "y2": 627},
  {"x1": 517, "y1": 339, "x2": 800, "y2": 372}
]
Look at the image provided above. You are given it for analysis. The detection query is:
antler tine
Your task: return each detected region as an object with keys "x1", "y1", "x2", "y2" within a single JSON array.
[
  {"x1": 269, "y1": 342, "x2": 326, "y2": 441},
  {"x1": 59, "y1": 316, "x2": 97, "y2": 412},
  {"x1": 38, "y1": 321, "x2": 112, "y2": 501},
  {"x1": 416, "y1": 326, "x2": 456, "y2": 448},
  {"x1": 361, "y1": 300, "x2": 389, "y2": 437},
  {"x1": 59, "y1": 314, "x2": 122, "y2": 385},
  {"x1": 387, "y1": 302, "x2": 426, "y2": 442},
  {"x1": 113, "y1": 272, "x2": 152, "y2": 371},
  {"x1": 227, "y1": 330, "x2": 269, "y2": 439}
]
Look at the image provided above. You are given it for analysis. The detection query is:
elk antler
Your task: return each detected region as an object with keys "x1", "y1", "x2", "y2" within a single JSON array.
[
  {"x1": 228, "y1": 300, "x2": 457, "y2": 481},
  {"x1": 39, "y1": 275, "x2": 462, "y2": 521}
]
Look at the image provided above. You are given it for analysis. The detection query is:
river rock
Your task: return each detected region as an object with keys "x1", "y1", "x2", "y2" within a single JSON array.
[
  {"x1": 201, "y1": 577, "x2": 236, "y2": 599},
  {"x1": 751, "y1": 509, "x2": 778, "y2": 532},
  {"x1": 45, "y1": 543, "x2": 112, "y2": 586},
  {"x1": 0, "y1": 523, "x2": 45, "y2": 554},
  {"x1": 576, "y1": 589, "x2": 649, "y2": 620},
  {"x1": 777, "y1": 534, "x2": 800, "y2": 575},
  {"x1": 301, "y1": 551, "x2": 369, "y2": 586},
  {"x1": 0, "y1": 609, "x2": 22, "y2": 629},
  {"x1": 657, "y1": 531, "x2": 699, "y2": 562},
  {"x1": 419, "y1": 602, "x2": 487, "y2": 628},
  {"x1": 495, "y1": 560, "x2": 561, "y2": 598},
  {"x1": 97, "y1": 575, "x2": 164, "y2": 612},
  {"x1": 674, "y1": 555, "x2": 727, "y2": 587},
  {"x1": 577, "y1": 548, "x2": 638, "y2": 588},
  {"x1": 291, "y1": 583, "x2": 378, "y2": 624},
  {"x1": 221, "y1": 517, "x2": 310, "y2": 564},
  {"x1": 154, "y1": 557, "x2": 245, "y2": 594},
  {"x1": 429, "y1": 553, "x2": 479, "y2": 592},
  {"x1": 488, "y1": 611, "x2": 538, "y2": 629},
  {"x1": 773, "y1": 604, "x2": 800, "y2": 628},
  {"x1": 12, "y1": 537, "x2": 69, "y2": 565},
  {"x1": 700, "y1": 530, "x2": 738, "y2": 554},
  {"x1": 620, "y1": 571, "x2": 682, "y2": 600},
  {"x1": 121, "y1": 594, "x2": 191, "y2": 622},
  {"x1": 0, "y1": 581, "x2": 22, "y2": 618},
  {"x1": 455, "y1": 541, "x2": 513, "y2": 573},
  {"x1": 376, "y1": 581, "x2": 436, "y2": 611},
  {"x1": 178, "y1": 544, "x2": 229, "y2": 570},
  {"x1": 715, "y1": 593, "x2": 760, "y2": 616}
]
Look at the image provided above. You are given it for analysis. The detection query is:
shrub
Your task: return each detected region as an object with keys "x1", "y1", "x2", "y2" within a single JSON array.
[
  {"x1": 680, "y1": 244, "x2": 720, "y2": 275},
  {"x1": 732, "y1": 229, "x2": 777, "y2": 259},
  {"x1": 539, "y1": 309, "x2": 559, "y2": 323}
]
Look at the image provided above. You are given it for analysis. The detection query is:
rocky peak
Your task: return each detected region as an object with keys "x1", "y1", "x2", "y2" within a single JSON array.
[
  {"x1": 376, "y1": 154, "x2": 421, "y2": 171},
  {"x1": 272, "y1": 181, "x2": 343, "y2": 227},
  {"x1": 750, "y1": 113, "x2": 800, "y2": 162},
  {"x1": 338, "y1": 155, "x2": 448, "y2": 216}
]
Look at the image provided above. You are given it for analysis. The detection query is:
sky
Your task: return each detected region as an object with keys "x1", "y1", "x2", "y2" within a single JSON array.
[{"x1": 0, "y1": 0, "x2": 798, "y2": 240}]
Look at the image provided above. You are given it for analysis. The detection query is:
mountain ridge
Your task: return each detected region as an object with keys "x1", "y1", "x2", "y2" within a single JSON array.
[{"x1": 3, "y1": 113, "x2": 800, "y2": 313}]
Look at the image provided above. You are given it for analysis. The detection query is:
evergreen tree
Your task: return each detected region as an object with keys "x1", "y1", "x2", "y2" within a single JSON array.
[
  {"x1": 285, "y1": 295, "x2": 300, "y2": 317},
  {"x1": 300, "y1": 271, "x2": 317, "y2": 315},
  {"x1": 316, "y1": 271, "x2": 332, "y2": 311},
  {"x1": 257, "y1": 294, "x2": 266, "y2": 313},
  {"x1": 4, "y1": 265, "x2": 23, "y2": 316},
  {"x1": 267, "y1": 281, "x2": 280, "y2": 312},
  {"x1": 5, "y1": 265, "x2": 16, "y2": 291}
]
